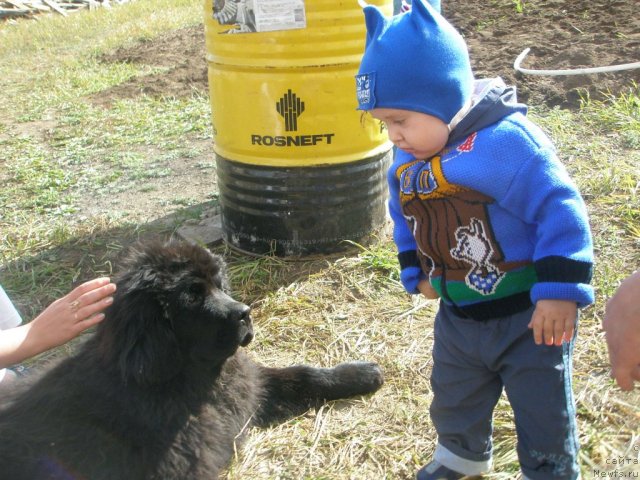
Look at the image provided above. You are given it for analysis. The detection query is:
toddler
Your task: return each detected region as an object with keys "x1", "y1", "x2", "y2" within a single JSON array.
[{"x1": 356, "y1": 1, "x2": 594, "y2": 479}]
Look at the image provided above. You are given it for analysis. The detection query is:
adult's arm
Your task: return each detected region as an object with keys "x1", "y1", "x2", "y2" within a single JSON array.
[{"x1": 0, "y1": 278, "x2": 115, "y2": 369}]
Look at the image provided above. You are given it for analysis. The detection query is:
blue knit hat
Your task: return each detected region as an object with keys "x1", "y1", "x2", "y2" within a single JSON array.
[{"x1": 356, "y1": 0, "x2": 474, "y2": 124}]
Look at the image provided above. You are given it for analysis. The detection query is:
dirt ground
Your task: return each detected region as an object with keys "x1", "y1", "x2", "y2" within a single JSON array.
[
  {"x1": 84, "y1": 0, "x2": 640, "y2": 226},
  {"x1": 95, "y1": 0, "x2": 640, "y2": 110}
]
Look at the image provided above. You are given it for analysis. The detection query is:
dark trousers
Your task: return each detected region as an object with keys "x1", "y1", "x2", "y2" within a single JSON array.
[{"x1": 430, "y1": 303, "x2": 580, "y2": 480}]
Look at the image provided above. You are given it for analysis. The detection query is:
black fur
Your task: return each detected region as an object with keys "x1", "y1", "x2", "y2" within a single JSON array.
[{"x1": 0, "y1": 241, "x2": 383, "y2": 480}]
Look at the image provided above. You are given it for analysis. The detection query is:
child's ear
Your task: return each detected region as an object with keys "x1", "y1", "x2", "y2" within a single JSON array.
[{"x1": 362, "y1": 5, "x2": 387, "y2": 47}]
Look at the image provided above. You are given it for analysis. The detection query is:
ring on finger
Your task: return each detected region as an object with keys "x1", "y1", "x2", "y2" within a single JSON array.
[{"x1": 69, "y1": 300, "x2": 81, "y2": 312}]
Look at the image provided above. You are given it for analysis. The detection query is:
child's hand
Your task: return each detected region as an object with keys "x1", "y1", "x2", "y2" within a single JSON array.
[
  {"x1": 529, "y1": 299, "x2": 577, "y2": 346},
  {"x1": 417, "y1": 280, "x2": 439, "y2": 299}
]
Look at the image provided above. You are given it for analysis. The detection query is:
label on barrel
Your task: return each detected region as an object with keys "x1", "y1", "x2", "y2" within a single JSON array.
[
  {"x1": 212, "y1": 0, "x2": 306, "y2": 34},
  {"x1": 250, "y1": 89, "x2": 336, "y2": 148}
]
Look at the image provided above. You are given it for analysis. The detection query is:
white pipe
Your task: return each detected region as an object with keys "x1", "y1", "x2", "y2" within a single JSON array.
[{"x1": 514, "y1": 48, "x2": 640, "y2": 76}]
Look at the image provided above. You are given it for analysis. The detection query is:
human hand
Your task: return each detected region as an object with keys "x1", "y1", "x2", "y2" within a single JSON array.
[
  {"x1": 26, "y1": 277, "x2": 116, "y2": 353},
  {"x1": 417, "y1": 279, "x2": 439, "y2": 299},
  {"x1": 602, "y1": 271, "x2": 640, "y2": 391},
  {"x1": 529, "y1": 299, "x2": 577, "y2": 346}
]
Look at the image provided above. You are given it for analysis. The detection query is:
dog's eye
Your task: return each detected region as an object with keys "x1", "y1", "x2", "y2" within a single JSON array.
[
  {"x1": 180, "y1": 282, "x2": 207, "y2": 306},
  {"x1": 188, "y1": 283, "x2": 207, "y2": 297}
]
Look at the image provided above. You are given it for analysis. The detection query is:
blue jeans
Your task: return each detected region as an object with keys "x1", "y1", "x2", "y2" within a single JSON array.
[{"x1": 429, "y1": 303, "x2": 580, "y2": 480}]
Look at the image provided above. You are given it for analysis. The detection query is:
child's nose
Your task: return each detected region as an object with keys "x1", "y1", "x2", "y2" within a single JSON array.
[{"x1": 388, "y1": 126, "x2": 403, "y2": 143}]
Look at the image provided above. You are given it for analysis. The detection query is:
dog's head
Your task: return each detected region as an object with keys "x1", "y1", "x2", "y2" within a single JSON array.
[{"x1": 96, "y1": 241, "x2": 253, "y2": 386}]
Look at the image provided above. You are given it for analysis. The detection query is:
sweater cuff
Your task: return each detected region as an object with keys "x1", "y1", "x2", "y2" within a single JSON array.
[
  {"x1": 398, "y1": 250, "x2": 420, "y2": 270},
  {"x1": 530, "y1": 282, "x2": 594, "y2": 308},
  {"x1": 535, "y1": 256, "x2": 593, "y2": 284},
  {"x1": 400, "y1": 266, "x2": 426, "y2": 294}
]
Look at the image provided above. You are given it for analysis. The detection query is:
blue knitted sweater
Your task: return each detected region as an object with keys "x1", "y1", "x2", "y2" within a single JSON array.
[{"x1": 389, "y1": 79, "x2": 594, "y2": 320}]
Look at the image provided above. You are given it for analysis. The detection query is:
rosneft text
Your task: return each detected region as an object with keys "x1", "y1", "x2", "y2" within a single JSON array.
[{"x1": 251, "y1": 134, "x2": 335, "y2": 147}]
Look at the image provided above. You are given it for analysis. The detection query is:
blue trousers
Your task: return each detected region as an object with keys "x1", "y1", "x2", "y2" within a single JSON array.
[{"x1": 430, "y1": 303, "x2": 580, "y2": 480}]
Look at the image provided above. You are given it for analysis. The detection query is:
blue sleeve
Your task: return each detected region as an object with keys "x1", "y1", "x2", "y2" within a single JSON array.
[
  {"x1": 499, "y1": 147, "x2": 594, "y2": 307},
  {"x1": 387, "y1": 150, "x2": 426, "y2": 294}
]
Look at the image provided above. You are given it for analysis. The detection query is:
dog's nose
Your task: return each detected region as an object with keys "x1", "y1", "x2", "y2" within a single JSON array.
[{"x1": 236, "y1": 304, "x2": 254, "y2": 347}]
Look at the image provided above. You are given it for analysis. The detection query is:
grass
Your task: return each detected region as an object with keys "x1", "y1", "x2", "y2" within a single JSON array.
[
  {"x1": 511, "y1": 0, "x2": 525, "y2": 14},
  {"x1": 1, "y1": 1, "x2": 639, "y2": 478}
]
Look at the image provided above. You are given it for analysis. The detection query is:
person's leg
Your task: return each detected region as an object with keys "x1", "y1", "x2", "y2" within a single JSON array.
[
  {"x1": 394, "y1": 0, "x2": 440, "y2": 15},
  {"x1": 427, "y1": 0, "x2": 440, "y2": 12},
  {"x1": 500, "y1": 312, "x2": 580, "y2": 480},
  {"x1": 425, "y1": 305, "x2": 501, "y2": 476}
]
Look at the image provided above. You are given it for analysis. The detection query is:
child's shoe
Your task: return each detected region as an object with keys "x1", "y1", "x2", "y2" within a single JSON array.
[{"x1": 416, "y1": 461, "x2": 467, "y2": 480}]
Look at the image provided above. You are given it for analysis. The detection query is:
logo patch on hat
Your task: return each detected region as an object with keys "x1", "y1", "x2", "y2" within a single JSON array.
[{"x1": 356, "y1": 73, "x2": 376, "y2": 110}]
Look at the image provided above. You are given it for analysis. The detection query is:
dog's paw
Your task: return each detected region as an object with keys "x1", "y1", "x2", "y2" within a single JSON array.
[{"x1": 332, "y1": 361, "x2": 384, "y2": 395}]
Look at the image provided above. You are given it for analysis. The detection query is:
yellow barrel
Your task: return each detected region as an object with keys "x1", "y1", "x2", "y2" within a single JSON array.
[{"x1": 205, "y1": 0, "x2": 393, "y2": 255}]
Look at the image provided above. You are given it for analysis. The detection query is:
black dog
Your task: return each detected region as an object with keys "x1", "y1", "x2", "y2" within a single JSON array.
[{"x1": 0, "y1": 241, "x2": 383, "y2": 479}]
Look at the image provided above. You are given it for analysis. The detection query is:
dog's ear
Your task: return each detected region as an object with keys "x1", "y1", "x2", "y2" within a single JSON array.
[{"x1": 98, "y1": 286, "x2": 184, "y2": 386}]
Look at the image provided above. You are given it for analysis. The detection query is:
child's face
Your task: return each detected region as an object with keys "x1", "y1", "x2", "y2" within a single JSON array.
[{"x1": 370, "y1": 108, "x2": 449, "y2": 160}]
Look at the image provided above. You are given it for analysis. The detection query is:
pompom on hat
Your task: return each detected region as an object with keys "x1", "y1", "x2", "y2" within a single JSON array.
[{"x1": 356, "y1": 0, "x2": 474, "y2": 125}]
